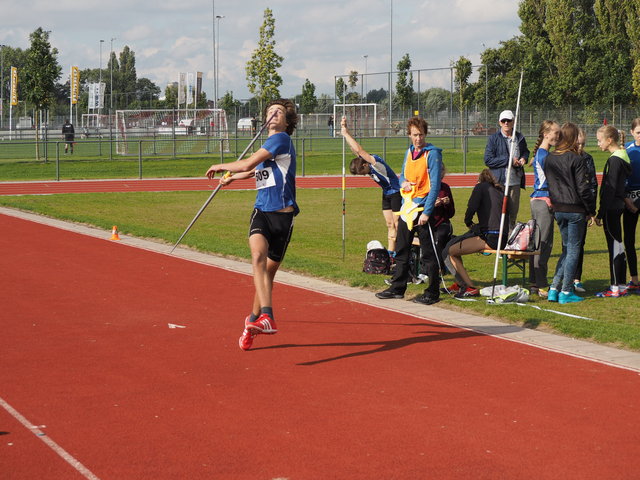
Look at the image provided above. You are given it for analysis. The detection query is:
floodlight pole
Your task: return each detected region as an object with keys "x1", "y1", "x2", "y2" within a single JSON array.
[
  {"x1": 110, "y1": 38, "x2": 116, "y2": 114},
  {"x1": 212, "y1": 0, "x2": 216, "y2": 108},
  {"x1": 363, "y1": 55, "x2": 368, "y2": 102},
  {"x1": 389, "y1": 0, "x2": 393, "y2": 127},
  {"x1": 216, "y1": 15, "x2": 224, "y2": 107},
  {"x1": 99, "y1": 40, "x2": 104, "y2": 116}
]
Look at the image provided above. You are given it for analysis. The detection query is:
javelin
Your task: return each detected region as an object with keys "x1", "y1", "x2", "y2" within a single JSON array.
[
  {"x1": 489, "y1": 69, "x2": 524, "y2": 301},
  {"x1": 169, "y1": 111, "x2": 276, "y2": 254}
]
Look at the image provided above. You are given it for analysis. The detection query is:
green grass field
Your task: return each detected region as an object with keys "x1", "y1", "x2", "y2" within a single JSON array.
[
  {"x1": 0, "y1": 134, "x2": 613, "y2": 181},
  {"x1": 1, "y1": 185, "x2": 638, "y2": 351}
]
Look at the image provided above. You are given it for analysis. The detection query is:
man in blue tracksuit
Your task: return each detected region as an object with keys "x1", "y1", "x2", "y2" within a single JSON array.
[{"x1": 484, "y1": 110, "x2": 529, "y2": 229}]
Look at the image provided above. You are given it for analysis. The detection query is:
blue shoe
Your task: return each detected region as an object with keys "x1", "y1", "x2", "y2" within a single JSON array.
[
  {"x1": 547, "y1": 288, "x2": 558, "y2": 302},
  {"x1": 559, "y1": 291, "x2": 584, "y2": 304},
  {"x1": 573, "y1": 281, "x2": 586, "y2": 293}
]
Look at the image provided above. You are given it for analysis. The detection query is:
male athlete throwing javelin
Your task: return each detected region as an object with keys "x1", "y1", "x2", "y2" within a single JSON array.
[{"x1": 206, "y1": 99, "x2": 298, "y2": 351}]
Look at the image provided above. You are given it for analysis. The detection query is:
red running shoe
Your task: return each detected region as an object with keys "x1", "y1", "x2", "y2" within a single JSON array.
[
  {"x1": 239, "y1": 328, "x2": 257, "y2": 351},
  {"x1": 455, "y1": 286, "x2": 480, "y2": 298},
  {"x1": 441, "y1": 282, "x2": 461, "y2": 294},
  {"x1": 246, "y1": 313, "x2": 278, "y2": 334}
]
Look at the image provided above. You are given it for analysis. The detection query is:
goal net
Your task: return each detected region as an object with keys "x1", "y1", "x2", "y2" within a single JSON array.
[
  {"x1": 115, "y1": 108, "x2": 229, "y2": 156},
  {"x1": 81, "y1": 113, "x2": 109, "y2": 128},
  {"x1": 332, "y1": 103, "x2": 378, "y2": 137}
]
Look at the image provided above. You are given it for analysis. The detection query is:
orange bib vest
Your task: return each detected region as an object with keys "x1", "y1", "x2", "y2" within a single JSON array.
[{"x1": 404, "y1": 149, "x2": 431, "y2": 198}]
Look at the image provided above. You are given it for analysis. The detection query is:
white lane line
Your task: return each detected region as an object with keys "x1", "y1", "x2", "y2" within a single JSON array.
[{"x1": 0, "y1": 396, "x2": 101, "y2": 480}]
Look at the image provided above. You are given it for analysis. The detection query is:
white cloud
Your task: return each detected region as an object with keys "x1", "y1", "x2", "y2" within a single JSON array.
[{"x1": 5, "y1": 0, "x2": 522, "y2": 99}]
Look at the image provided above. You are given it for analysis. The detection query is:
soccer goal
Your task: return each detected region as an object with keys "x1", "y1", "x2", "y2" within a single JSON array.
[
  {"x1": 332, "y1": 103, "x2": 378, "y2": 137},
  {"x1": 81, "y1": 113, "x2": 109, "y2": 128},
  {"x1": 115, "y1": 108, "x2": 229, "y2": 156}
]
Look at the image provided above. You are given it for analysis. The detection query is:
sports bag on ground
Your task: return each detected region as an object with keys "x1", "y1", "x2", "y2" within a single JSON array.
[{"x1": 363, "y1": 240, "x2": 391, "y2": 274}]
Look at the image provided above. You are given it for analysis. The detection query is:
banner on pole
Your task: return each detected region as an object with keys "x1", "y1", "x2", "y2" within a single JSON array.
[
  {"x1": 186, "y1": 72, "x2": 194, "y2": 106},
  {"x1": 178, "y1": 73, "x2": 186, "y2": 105},
  {"x1": 71, "y1": 66, "x2": 80, "y2": 105},
  {"x1": 88, "y1": 82, "x2": 106, "y2": 109},
  {"x1": 196, "y1": 72, "x2": 203, "y2": 106},
  {"x1": 10, "y1": 67, "x2": 18, "y2": 106}
]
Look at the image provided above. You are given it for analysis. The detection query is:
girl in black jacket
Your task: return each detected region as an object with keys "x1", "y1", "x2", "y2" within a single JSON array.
[
  {"x1": 544, "y1": 123, "x2": 596, "y2": 304},
  {"x1": 595, "y1": 126, "x2": 632, "y2": 298}
]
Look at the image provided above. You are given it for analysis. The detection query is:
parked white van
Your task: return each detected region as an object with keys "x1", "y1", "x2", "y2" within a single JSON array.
[{"x1": 237, "y1": 118, "x2": 253, "y2": 131}]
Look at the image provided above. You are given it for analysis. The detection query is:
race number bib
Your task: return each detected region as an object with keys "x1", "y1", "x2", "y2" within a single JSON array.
[
  {"x1": 255, "y1": 166, "x2": 276, "y2": 189},
  {"x1": 626, "y1": 189, "x2": 640, "y2": 200},
  {"x1": 627, "y1": 189, "x2": 640, "y2": 208}
]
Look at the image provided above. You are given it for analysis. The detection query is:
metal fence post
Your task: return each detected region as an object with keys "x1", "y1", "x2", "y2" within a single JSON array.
[
  {"x1": 463, "y1": 135, "x2": 467, "y2": 174},
  {"x1": 56, "y1": 141, "x2": 60, "y2": 181},
  {"x1": 301, "y1": 138, "x2": 305, "y2": 177},
  {"x1": 138, "y1": 140, "x2": 143, "y2": 179},
  {"x1": 383, "y1": 136, "x2": 387, "y2": 161}
]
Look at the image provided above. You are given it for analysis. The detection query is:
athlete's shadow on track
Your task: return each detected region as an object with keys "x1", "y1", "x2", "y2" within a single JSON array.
[{"x1": 253, "y1": 322, "x2": 522, "y2": 366}]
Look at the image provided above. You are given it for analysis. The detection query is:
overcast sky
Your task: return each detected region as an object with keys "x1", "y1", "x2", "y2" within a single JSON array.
[{"x1": 3, "y1": 0, "x2": 521, "y2": 100}]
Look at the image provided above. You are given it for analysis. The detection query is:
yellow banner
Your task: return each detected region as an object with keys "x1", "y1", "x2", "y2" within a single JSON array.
[
  {"x1": 10, "y1": 67, "x2": 18, "y2": 106},
  {"x1": 71, "y1": 66, "x2": 80, "y2": 104}
]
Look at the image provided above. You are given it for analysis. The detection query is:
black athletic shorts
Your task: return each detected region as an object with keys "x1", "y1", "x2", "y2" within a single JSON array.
[
  {"x1": 382, "y1": 191, "x2": 402, "y2": 212},
  {"x1": 248, "y1": 208, "x2": 295, "y2": 263}
]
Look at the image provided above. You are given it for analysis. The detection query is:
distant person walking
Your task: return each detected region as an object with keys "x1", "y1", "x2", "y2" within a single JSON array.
[
  {"x1": 328, "y1": 115, "x2": 334, "y2": 136},
  {"x1": 62, "y1": 119, "x2": 75, "y2": 154}
]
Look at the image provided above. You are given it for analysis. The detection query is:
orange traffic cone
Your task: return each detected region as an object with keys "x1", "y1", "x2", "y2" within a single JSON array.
[{"x1": 110, "y1": 225, "x2": 121, "y2": 241}]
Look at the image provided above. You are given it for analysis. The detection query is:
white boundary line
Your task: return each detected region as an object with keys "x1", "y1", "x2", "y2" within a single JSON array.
[
  {"x1": 2, "y1": 206, "x2": 640, "y2": 374},
  {"x1": 0, "y1": 396, "x2": 101, "y2": 480}
]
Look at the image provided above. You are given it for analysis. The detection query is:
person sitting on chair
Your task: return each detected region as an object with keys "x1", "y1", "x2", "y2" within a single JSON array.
[{"x1": 443, "y1": 169, "x2": 508, "y2": 298}]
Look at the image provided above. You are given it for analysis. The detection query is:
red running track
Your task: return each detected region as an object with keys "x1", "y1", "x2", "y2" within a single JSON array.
[
  {"x1": 0, "y1": 173, "x2": 605, "y2": 196},
  {"x1": 0, "y1": 174, "x2": 493, "y2": 195},
  {"x1": 1, "y1": 213, "x2": 639, "y2": 479}
]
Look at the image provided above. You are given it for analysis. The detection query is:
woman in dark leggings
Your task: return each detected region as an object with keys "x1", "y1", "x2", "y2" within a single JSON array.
[
  {"x1": 595, "y1": 125, "x2": 632, "y2": 298},
  {"x1": 443, "y1": 169, "x2": 507, "y2": 298},
  {"x1": 623, "y1": 118, "x2": 640, "y2": 293}
]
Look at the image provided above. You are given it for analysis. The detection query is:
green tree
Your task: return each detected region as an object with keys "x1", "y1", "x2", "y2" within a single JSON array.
[
  {"x1": 107, "y1": 51, "x2": 120, "y2": 110},
  {"x1": 453, "y1": 56, "x2": 472, "y2": 134},
  {"x1": 135, "y1": 77, "x2": 160, "y2": 107},
  {"x1": 22, "y1": 27, "x2": 61, "y2": 161},
  {"x1": 421, "y1": 87, "x2": 450, "y2": 114},
  {"x1": 544, "y1": 0, "x2": 586, "y2": 106},
  {"x1": 625, "y1": 0, "x2": 640, "y2": 103},
  {"x1": 478, "y1": 38, "x2": 527, "y2": 111},
  {"x1": 218, "y1": 91, "x2": 241, "y2": 115},
  {"x1": 118, "y1": 46, "x2": 137, "y2": 109},
  {"x1": 366, "y1": 88, "x2": 387, "y2": 104},
  {"x1": 163, "y1": 83, "x2": 178, "y2": 109},
  {"x1": 300, "y1": 79, "x2": 318, "y2": 114},
  {"x1": 592, "y1": 0, "x2": 633, "y2": 111},
  {"x1": 335, "y1": 77, "x2": 346, "y2": 104},
  {"x1": 395, "y1": 54, "x2": 414, "y2": 113},
  {"x1": 245, "y1": 8, "x2": 283, "y2": 112},
  {"x1": 348, "y1": 70, "x2": 359, "y2": 91},
  {"x1": 0, "y1": 46, "x2": 27, "y2": 115},
  {"x1": 516, "y1": 0, "x2": 554, "y2": 107}
]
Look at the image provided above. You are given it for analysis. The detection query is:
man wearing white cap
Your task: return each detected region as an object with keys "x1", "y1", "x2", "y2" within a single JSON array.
[{"x1": 483, "y1": 110, "x2": 529, "y2": 229}]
